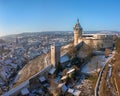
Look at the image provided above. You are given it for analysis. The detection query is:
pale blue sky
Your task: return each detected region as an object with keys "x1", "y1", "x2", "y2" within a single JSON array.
[{"x1": 0, "y1": 0, "x2": 120, "y2": 36}]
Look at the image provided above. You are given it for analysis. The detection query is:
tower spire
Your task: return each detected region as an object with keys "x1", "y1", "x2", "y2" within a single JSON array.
[
  {"x1": 74, "y1": 18, "x2": 82, "y2": 30},
  {"x1": 77, "y1": 18, "x2": 79, "y2": 24}
]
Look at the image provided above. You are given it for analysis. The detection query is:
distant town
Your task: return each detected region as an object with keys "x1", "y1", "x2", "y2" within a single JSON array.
[{"x1": 0, "y1": 31, "x2": 73, "y2": 93}]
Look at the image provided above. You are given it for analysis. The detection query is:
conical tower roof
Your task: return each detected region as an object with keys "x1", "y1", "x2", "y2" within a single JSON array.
[{"x1": 74, "y1": 19, "x2": 82, "y2": 30}]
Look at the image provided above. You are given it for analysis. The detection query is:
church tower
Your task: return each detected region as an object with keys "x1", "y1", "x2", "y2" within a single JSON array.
[
  {"x1": 51, "y1": 43, "x2": 60, "y2": 68},
  {"x1": 74, "y1": 19, "x2": 83, "y2": 46}
]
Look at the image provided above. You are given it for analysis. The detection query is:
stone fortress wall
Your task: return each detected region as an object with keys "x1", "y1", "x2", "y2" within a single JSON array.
[{"x1": 79, "y1": 34, "x2": 115, "y2": 49}]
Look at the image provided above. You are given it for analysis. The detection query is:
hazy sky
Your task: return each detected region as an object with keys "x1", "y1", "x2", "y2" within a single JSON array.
[{"x1": 0, "y1": 0, "x2": 120, "y2": 36}]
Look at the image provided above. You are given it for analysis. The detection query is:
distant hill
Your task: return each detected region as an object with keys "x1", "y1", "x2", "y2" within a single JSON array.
[
  {"x1": 0, "y1": 39, "x2": 6, "y2": 44},
  {"x1": 1, "y1": 30, "x2": 120, "y2": 39},
  {"x1": 84, "y1": 31, "x2": 120, "y2": 34}
]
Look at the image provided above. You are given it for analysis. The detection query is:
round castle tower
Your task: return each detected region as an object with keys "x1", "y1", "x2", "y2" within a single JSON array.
[{"x1": 74, "y1": 19, "x2": 83, "y2": 46}]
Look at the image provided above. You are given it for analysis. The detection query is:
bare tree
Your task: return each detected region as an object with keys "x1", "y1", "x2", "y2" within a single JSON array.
[{"x1": 115, "y1": 38, "x2": 120, "y2": 54}]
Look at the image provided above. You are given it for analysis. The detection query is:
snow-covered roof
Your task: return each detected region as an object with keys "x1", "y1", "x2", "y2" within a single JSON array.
[
  {"x1": 58, "y1": 72, "x2": 62, "y2": 76},
  {"x1": 49, "y1": 67, "x2": 56, "y2": 74},
  {"x1": 21, "y1": 88, "x2": 29, "y2": 95},
  {"x1": 60, "y1": 55, "x2": 70, "y2": 63},
  {"x1": 73, "y1": 90, "x2": 81, "y2": 96},
  {"x1": 10, "y1": 63, "x2": 17, "y2": 69},
  {"x1": 61, "y1": 85, "x2": 68, "y2": 92},
  {"x1": 5, "y1": 59, "x2": 12, "y2": 65},
  {"x1": 39, "y1": 76, "x2": 46, "y2": 82},
  {"x1": 54, "y1": 76, "x2": 61, "y2": 82},
  {"x1": 67, "y1": 68, "x2": 75, "y2": 74},
  {"x1": 68, "y1": 88, "x2": 81, "y2": 96},
  {"x1": 68, "y1": 88, "x2": 74, "y2": 93}
]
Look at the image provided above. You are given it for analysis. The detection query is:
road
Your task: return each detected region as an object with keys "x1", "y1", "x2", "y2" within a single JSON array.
[{"x1": 95, "y1": 52, "x2": 115, "y2": 96}]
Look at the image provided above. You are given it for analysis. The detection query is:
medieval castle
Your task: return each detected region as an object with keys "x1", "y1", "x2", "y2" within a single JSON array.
[
  {"x1": 51, "y1": 19, "x2": 115, "y2": 68},
  {"x1": 74, "y1": 19, "x2": 114, "y2": 49}
]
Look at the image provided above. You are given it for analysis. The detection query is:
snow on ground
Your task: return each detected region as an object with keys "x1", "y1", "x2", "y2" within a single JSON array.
[
  {"x1": 15, "y1": 53, "x2": 50, "y2": 84},
  {"x1": 81, "y1": 55, "x2": 106, "y2": 74},
  {"x1": 0, "y1": 78, "x2": 5, "y2": 85}
]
